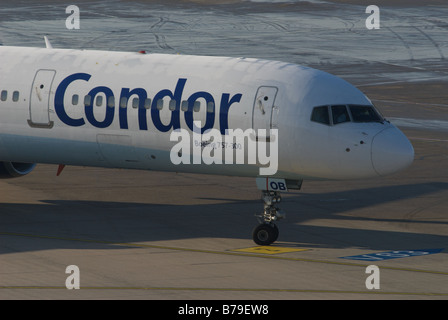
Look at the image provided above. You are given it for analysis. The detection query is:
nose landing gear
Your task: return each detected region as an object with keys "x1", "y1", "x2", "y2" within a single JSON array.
[{"x1": 252, "y1": 190, "x2": 285, "y2": 245}]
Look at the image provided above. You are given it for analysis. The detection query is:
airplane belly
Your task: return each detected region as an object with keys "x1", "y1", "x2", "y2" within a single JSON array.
[{"x1": 0, "y1": 133, "x2": 102, "y2": 166}]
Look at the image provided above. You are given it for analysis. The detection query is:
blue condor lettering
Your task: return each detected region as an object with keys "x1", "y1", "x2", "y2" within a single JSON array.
[{"x1": 54, "y1": 73, "x2": 242, "y2": 134}]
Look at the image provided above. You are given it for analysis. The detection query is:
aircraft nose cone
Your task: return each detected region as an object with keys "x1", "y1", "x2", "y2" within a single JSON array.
[{"x1": 371, "y1": 127, "x2": 414, "y2": 176}]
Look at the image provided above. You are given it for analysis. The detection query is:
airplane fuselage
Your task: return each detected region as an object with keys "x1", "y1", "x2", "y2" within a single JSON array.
[{"x1": 0, "y1": 46, "x2": 414, "y2": 181}]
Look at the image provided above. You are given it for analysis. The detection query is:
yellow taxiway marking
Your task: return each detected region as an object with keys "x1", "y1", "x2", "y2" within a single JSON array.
[
  {"x1": 1, "y1": 232, "x2": 447, "y2": 276},
  {"x1": 232, "y1": 246, "x2": 309, "y2": 255}
]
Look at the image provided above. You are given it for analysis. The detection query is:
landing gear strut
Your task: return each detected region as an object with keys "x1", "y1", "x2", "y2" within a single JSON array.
[{"x1": 252, "y1": 190, "x2": 285, "y2": 245}]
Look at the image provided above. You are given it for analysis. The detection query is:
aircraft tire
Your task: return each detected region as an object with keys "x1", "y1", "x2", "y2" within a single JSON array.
[{"x1": 252, "y1": 223, "x2": 279, "y2": 245}]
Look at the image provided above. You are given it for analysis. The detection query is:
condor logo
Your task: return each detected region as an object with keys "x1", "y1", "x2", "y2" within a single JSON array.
[{"x1": 54, "y1": 73, "x2": 243, "y2": 134}]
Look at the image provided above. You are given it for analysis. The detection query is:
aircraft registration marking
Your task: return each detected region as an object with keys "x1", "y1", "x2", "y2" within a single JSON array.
[{"x1": 232, "y1": 246, "x2": 309, "y2": 255}]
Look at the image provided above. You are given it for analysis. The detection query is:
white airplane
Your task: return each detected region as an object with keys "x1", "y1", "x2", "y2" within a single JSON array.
[{"x1": 0, "y1": 38, "x2": 414, "y2": 245}]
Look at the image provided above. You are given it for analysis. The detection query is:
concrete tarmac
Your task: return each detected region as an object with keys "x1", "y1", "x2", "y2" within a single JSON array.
[
  {"x1": 0, "y1": 120, "x2": 447, "y2": 299},
  {"x1": 0, "y1": 0, "x2": 447, "y2": 300}
]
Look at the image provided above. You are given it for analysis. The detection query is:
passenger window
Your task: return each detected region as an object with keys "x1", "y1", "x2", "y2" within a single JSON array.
[
  {"x1": 193, "y1": 101, "x2": 200, "y2": 112},
  {"x1": 181, "y1": 100, "x2": 188, "y2": 112},
  {"x1": 120, "y1": 97, "x2": 127, "y2": 109},
  {"x1": 207, "y1": 101, "x2": 214, "y2": 113},
  {"x1": 311, "y1": 106, "x2": 330, "y2": 125},
  {"x1": 332, "y1": 105, "x2": 350, "y2": 124},
  {"x1": 72, "y1": 94, "x2": 79, "y2": 105},
  {"x1": 169, "y1": 99, "x2": 176, "y2": 111},
  {"x1": 107, "y1": 96, "x2": 115, "y2": 108},
  {"x1": 12, "y1": 91, "x2": 19, "y2": 102},
  {"x1": 84, "y1": 95, "x2": 92, "y2": 107},
  {"x1": 1, "y1": 90, "x2": 7, "y2": 101},
  {"x1": 132, "y1": 98, "x2": 139, "y2": 109},
  {"x1": 156, "y1": 99, "x2": 164, "y2": 110},
  {"x1": 144, "y1": 98, "x2": 151, "y2": 109},
  {"x1": 95, "y1": 95, "x2": 103, "y2": 107}
]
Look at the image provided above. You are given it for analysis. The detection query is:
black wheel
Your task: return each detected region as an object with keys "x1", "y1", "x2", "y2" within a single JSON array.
[
  {"x1": 271, "y1": 224, "x2": 279, "y2": 242},
  {"x1": 252, "y1": 224, "x2": 279, "y2": 246}
]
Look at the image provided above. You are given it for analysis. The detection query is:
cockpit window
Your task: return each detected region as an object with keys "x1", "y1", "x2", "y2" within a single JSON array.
[
  {"x1": 311, "y1": 106, "x2": 330, "y2": 125},
  {"x1": 332, "y1": 105, "x2": 350, "y2": 125},
  {"x1": 311, "y1": 104, "x2": 384, "y2": 126},
  {"x1": 349, "y1": 105, "x2": 383, "y2": 123}
]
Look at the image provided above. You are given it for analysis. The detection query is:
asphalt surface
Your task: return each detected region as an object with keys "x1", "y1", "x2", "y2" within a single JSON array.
[{"x1": 0, "y1": 0, "x2": 447, "y2": 300}]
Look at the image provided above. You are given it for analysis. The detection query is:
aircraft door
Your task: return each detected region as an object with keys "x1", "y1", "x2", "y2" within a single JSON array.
[
  {"x1": 252, "y1": 86, "x2": 278, "y2": 138},
  {"x1": 28, "y1": 69, "x2": 56, "y2": 128}
]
